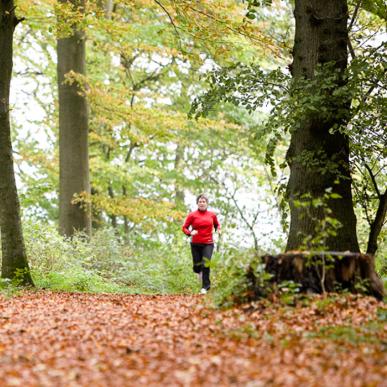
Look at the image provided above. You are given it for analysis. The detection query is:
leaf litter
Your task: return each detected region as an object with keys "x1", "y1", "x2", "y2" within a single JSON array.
[{"x1": 0, "y1": 291, "x2": 385, "y2": 386}]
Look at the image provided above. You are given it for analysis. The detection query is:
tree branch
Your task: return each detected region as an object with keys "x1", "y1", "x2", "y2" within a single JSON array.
[
  {"x1": 367, "y1": 189, "x2": 387, "y2": 255},
  {"x1": 364, "y1": 162, "x2": 381, "y2": 198},
  {"x1": 153, "y1": 0, "x2": 183, "y2": 51},
  {"x1": 348, "y1": 0, "x2": 362, "y2": 33}
]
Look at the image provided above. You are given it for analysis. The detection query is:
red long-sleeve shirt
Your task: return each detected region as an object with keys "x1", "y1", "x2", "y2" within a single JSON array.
[{"x1": 182, "y1": 210, "x2": 220, "y2": 244}]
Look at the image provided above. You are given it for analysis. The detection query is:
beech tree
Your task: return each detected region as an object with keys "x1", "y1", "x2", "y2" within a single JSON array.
[
  {"x1": 57, "y1": 0, "x2": 91, "y2": 237},
  {"x1": 0, "y1": 0, "x2": 33, "y2": 284},
  {"x1": 285, "y1": 0, "x2": 359, "y2": 251}
]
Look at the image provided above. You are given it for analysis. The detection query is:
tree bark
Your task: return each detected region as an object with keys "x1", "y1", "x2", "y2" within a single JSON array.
[
  {"x1": 0, "y1": 1, "x2": 33, "y2": 284},
  {"x1": 286, "y1": 0, "x2": 359, "y2": 252},
  {"x1": 57, "y1": 0, "x2": 91, "y2": 237}
]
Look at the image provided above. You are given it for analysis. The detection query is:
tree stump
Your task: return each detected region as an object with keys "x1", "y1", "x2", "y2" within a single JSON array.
[{"x1": 247, "y1": 252, "x2": 384, "y2": 301}]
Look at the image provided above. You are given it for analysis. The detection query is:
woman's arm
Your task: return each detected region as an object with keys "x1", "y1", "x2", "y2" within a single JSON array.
[
  {"x1": 213, "y1": 214, "x2": 221, "y2": 234},
  {"x1": 182, "y1": 213, "x2": 193, "y2": 236}
]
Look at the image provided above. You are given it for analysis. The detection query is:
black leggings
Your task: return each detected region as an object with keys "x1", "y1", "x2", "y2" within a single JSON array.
[{"x1": 191, "y1": 243, "x2": 214, "y2": 290}]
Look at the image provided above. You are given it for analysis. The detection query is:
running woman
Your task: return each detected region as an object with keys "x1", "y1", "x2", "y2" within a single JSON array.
[{"x1": 182, "y1": 194, "x2": 220, "y2": 294}]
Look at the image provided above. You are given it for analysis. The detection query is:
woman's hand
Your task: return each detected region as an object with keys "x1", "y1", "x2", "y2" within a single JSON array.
[{"x1": 191, "y1": 230, "x2": 198, "y2": 236}]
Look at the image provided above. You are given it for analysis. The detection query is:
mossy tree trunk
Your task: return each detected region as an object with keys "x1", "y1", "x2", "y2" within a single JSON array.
[{"x1": 0, "y1": 0, "x2": 33, "y2": 285}]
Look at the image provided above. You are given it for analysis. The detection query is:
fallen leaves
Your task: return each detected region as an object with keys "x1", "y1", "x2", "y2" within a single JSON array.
[{"x1": 0, "y1": 291, "x2": 385, "y2": 386}]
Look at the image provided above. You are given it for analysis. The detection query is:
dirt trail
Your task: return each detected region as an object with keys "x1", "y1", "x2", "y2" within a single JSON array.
[{"x1": 0, "y1": 291, "x2": 385, "y2": 386}]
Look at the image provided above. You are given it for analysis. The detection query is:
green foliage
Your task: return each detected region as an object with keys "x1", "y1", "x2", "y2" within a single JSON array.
[
  {"x1": 358, "y1": 0, "x2": 387, "y2": 21},
  {"x1": 295, "y1": 189, "x2": 343, "y2": 252},
  {"x1": 0, "y1": 278, "x2": 25, "y2": 298},
  {"x1": 210, "y1": 249, "x2": 254, "y2": 307},
  {"x1": 278, "y1": 280, "x2": 301, "y2": 305},
  {"x1": 117, "y1": 241, "x2": 198, "y2": 294},
  {"x1": 210, "y1": 248, "x2": 273, "y2": 307},
  {"x1": 375, "y1": 255, "x2": 387, "y2": 278},
  {"x1": 23, "y1": 221, "x2": 197, "y2": 294}
]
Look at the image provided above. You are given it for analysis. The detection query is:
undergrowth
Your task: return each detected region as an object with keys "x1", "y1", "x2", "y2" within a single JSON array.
[{"x1": 4, "y1": 221, "x2": 199, "y2": 294}]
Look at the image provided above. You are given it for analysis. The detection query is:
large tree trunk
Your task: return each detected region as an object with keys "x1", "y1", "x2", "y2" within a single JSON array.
[
  {"x1": 57, "y1": 0, "x2": 91, "y2": 237},
  {"x1": 0, "y1": 1, "x2": 33, "y2": 285},
  {"x1": 286, "y1": 0, "x2": 359, "y2": 252}
]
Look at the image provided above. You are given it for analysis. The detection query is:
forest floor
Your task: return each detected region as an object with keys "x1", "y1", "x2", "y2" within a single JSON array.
[{"x1": 0, "y1": 291, "x2": 385, "y2": 386}]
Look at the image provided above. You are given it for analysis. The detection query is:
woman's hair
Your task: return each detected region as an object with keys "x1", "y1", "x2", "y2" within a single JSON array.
[{"x1": 196, "y1": 194, "x2": 209, "y2": 204}]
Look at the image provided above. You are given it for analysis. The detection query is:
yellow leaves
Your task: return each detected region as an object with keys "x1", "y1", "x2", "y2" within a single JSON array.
[
  {"x1": 162, "y1": 0, "x2": 282, "y2": 60},
  {"x1": 16, "y1": 0, "x2": 54, "y2": 15},
  {"x1": 88, "y1": 0, "x2": 282, "y2": 63},
  {"x1": 17, "y1": 0, "x2": 282, "y2": 62},
  {"x1": 55, "y1": 1, "x2": 86, "y2": 35},
  {"x1": 75, "y1": 192, "x2": 184, "y2": 228}
]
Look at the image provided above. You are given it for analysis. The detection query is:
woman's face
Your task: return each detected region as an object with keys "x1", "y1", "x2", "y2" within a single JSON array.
[{"x1": 197, "y1": 198, "x2": 208, "y2": 211}]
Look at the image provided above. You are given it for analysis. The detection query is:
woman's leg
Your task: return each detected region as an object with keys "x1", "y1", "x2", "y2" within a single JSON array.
[
  {"x1": 201, "y1": 244, "x2": 214, "y2": 290},
  {"x1": 190, "y1": 243, "x2": 203, "y2": 274}
]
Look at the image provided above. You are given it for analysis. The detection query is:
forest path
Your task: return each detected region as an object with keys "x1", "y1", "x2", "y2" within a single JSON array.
[{"x1": 0, "y1": 291, "x2": 385, "y2": 386}]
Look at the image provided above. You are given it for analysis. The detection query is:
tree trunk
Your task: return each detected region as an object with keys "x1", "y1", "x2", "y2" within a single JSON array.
[
  {"x1": 122, "y1": 185, "x2": 129, "y2": 237},
  {"x1": 174, "y1": 144, "x2": 185, "y2": 208},
  {"x1": 108, "y1": 184, "x2": 117, "y2": 228},
  {"x1": 97, "y1": 0, "x2": 114, "y2": 18},
  {"x1": 286, "y1": 0, "x2": 359, "y2": 252},
  {"x1": 247, "y1": 252, "x2": 384, "y2": 301},
  {"x1": 91, "y1": 186, "x2": 103, "y2": 229},
  {"x1": 0, "y1": 1, "x2": 33, "y2": 285},
  {"x1": 57, "y1": 0, "x2": 91, "y2": 237}
]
